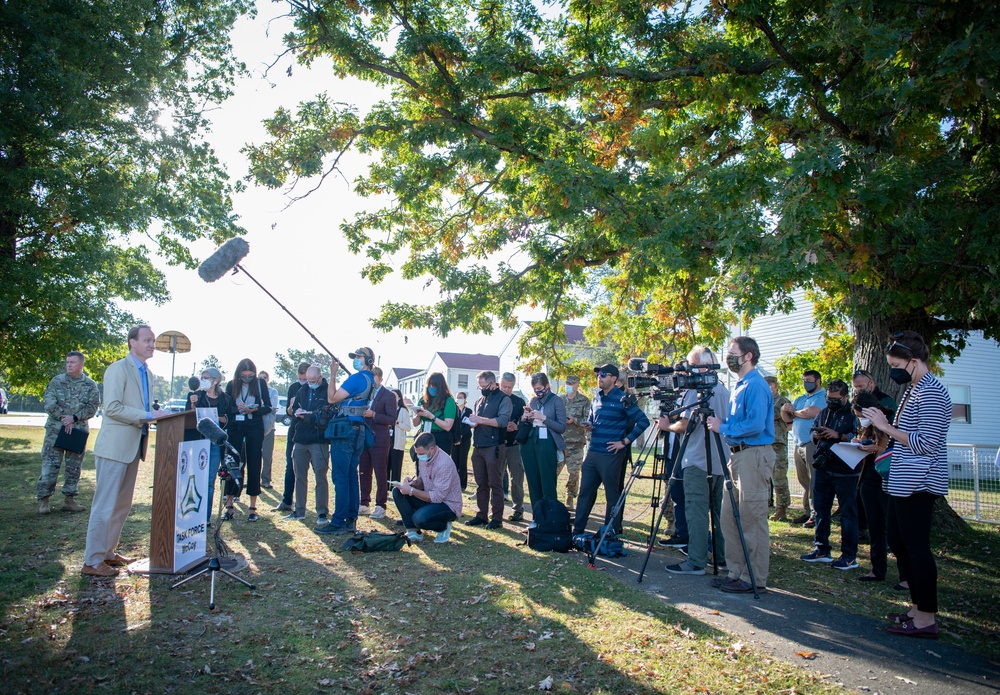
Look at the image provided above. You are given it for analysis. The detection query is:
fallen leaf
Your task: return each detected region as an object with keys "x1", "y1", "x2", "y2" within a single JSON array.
[
  {"x1": 796, "y1": 651, "x2": 818, "y2": 660},
  {"x1": 538, "y1": 675, "x2": 553, "y2": 690},
  {"x1": 708, "y1": 610, "x2": 721, "y2": 615}
]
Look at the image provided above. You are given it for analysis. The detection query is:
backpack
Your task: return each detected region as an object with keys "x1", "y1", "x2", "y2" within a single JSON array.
[
  {"x1": 572, "y1": 527, "x2": 627, "y2": 558},
  {"x1": 526, "y1": 499, "x2": 573, "y2": 552},
  {"x1": 340, "y1": 531, "x2": 410, "y2": 553}
]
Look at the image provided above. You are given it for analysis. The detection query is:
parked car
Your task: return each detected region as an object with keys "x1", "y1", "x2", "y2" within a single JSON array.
[
  {"x1": 164, "y1": 398, "x2": 187, "y2": 413},
  {"x1": 278, "y1": 396, "x2": 291, "y2": 426},
  {"x1": 0, "y1": 388, "x2": 8, "y2": 414}
]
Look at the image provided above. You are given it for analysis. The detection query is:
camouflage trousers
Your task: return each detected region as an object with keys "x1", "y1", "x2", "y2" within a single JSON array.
[
  {"x1": 771, "y1": 443, "x2": 791, "y2": 511},
  {"x1": 38, "y1": 434, "x2": 84, "y2": 500},
  {"x1": 556, "y1": 441, "x2": 587, "y2": 507}
]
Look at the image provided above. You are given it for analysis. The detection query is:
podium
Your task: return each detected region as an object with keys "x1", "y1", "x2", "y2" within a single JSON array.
[{"x1": 133, "y1": 410, "x2": 204, "y2": 574}]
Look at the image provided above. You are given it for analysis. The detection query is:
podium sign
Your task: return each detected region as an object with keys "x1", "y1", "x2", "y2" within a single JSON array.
[{"x1": 174, "y1": 439, "x2": 210, "y2": 572}]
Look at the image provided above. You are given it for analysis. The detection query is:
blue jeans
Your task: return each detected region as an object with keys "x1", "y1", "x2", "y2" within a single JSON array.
[
  {"x1": 392, "y1": 488, "x2": 456, "y2": 532},
  {"x1": 812, "y1": 468, "x2": 860, "y2": 560},
  {"x1": 330, "y1": 425, "x2": 364, "y2": 526},
  {"x1": 282, "y1": 429, "x2": 296, "y2": 506},
  {"x1": 206, "y1": 444, "x2": 221, "y2": 522},
  {"x1": 668, "y1": 465, "x2": 688, "y2": 540}
]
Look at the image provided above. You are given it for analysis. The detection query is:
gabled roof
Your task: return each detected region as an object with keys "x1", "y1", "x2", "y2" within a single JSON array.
[
  {"x1": 389, "y1": 367, "x2": 423, "y2": 381},
  {"x1": 435, "y1": 352, "x2": 500, "y2": 370},
  {"x1": 524, "y1": 321, "x2": 605, "y2": 347}
]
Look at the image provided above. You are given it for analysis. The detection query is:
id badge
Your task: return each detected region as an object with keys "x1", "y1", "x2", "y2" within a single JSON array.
[
  {"x1": 423, "y1": 421, "x2": 432, "y2": 433},
  {"x1": 539, "y1": 427, "x2": 548, "y2": 439},
  {"x1": 235, "y1": 414, "x2": 246, "y2": 422}
]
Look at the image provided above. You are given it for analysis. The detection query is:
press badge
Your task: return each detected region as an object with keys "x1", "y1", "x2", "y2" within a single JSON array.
[
  {"x1": 235, "y1": 414, "x2": 246, "y2": 422},
  {"x1": 539, "y1": 427, "x2": 548, "y2": 439},
  {"x1": 423, "y1": 421, "x2": 432, "y2": 433}
]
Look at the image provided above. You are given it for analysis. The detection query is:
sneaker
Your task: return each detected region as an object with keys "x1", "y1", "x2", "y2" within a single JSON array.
[
  {"x1": 284, "y1": 511, "x2": 305, "y2": 521},
  {"x1": 657, "y1": 536, "x2": 689, "y2": 548},
  {"x1": 370, "y1": 506, "x2": 386, "y2": 519},
  {"x1": 434, "y1": 522, "x2": 453, "y2": 543},
  {"x1": 665, "y1": 561, "x2": 705, "y2": 576},
  {"x1": 486, "y1": 519, "x2": 503, "y2": 530},
  {"x1": 358, "y1": 505, "x2": 371, "y2": 516},
  {"x1": 801, "y1": 549, "x2": 833, "y2": 563},
  {"x1": 710, "y1": 575, "x2": 736, "y2": 588},
  {"x1": 720, "y1": 579, "x2": 763, "y2": 594},
  {"x1": 508, "y1": 512, "x2": 524, "y2": 522},
  {"x1": 465, "y1": 517, "x2": 487, "y2": 526},
  {"x1": 317, "y1": 514, "x2": 328, "y2": 524},
  {"x1": 405, "y1": 530, "x2": 423, "y2": 543},
  {"x1": 467, "y1": 491, "x2": 478, "y2": 500},
  {"x1": 831, "y1": 556, "x2": 859, "y2": 570},
  {"x1": 273, "y1": 502, "x2": 293, "y2": 512},
  {"x1": 346, "y1": 519, "x2": 357, "y2": 532},
  {"x1": 315, "y1": 523, "x2": 348, "y2": 535}
]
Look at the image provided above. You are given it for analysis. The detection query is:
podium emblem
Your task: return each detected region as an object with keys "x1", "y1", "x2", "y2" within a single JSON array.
[{"x1": 179, "y1": 475, "x2": 203, "y2": 517}]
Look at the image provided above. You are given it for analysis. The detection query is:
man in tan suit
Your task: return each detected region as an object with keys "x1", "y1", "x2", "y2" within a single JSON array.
[{"x1": 82, "y1": 326, "x2": 170, "y2": 577}]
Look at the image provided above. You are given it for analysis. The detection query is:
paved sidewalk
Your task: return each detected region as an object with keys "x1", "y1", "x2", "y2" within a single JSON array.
[{"x1": 578, "y1": 544, "x2": 1000, "y2": 694}]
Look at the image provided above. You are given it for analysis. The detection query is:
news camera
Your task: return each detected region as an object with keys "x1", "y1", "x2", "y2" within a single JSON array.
[{"x1": 625, "y1": 358, "x2": 720, "y2": 402}]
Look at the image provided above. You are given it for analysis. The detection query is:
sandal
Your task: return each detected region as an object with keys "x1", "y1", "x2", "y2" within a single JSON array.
[
  {"x1": 222, "y1": 506, "x2": 235, "y2": 521},
  {"x1": 248, "y1": 507, "x2": 258, "y2": 523}
]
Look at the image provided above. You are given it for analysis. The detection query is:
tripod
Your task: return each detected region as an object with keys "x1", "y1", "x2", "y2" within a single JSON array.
[
  {"x1": 170, "y1": 452, "x2": 256, "y2": 609},
  {"x1": 635, "y1": 391, "x2": 761, "y2": 599}
]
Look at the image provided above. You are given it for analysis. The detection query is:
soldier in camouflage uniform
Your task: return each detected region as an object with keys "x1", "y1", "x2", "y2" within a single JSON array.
[
  {"x1": 557, "y1": 375, "x2": 591, "y2": 510},
  {"x1": 765, "y1": 376, "x2": 793, "y2": 521},
  {"x1": 37, "y1": 351, "x2": 101, "y2": 514}
]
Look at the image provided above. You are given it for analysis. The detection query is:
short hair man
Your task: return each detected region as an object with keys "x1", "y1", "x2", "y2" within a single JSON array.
[
  {"x1": 359, "y1": 365, "x2": 397, "y2": 519},
  {"x1": 288, "y1": 366, "x2": 330, "y2": 525},
  {"x1": 275, "y1": 362, "x2": 312, "y2": 512},
  {"x1": 37, "y1": 351, "x2": 101, "y2": 515},
  {"x1": 707, "y1": 336, "x2": 775, "y2": 593},
  {"x1": 781, "y1": 369, "x2": 826, "y2": 526},
  {"x1": 851, "y1": 369, "x2": 897, "y2": 417},
  {"x1": 557, "y1": 375, "x2": 591, "y2": 510},
  {"x1": 765, "y1": 376, "x2": 794, "y2": 521},
  {"x1": 498, "y1": 373, "x2": 527, "y2": 522},
  {"x1": 801, "y1": 379, "x2": 860, "y2": 569},
  {"x1": 393, "y1": 432, "x2": 463, "y2": 543},
  {"x1": 83, "y1": 326, "x2": 171, "y2": 577},
  {"x1": 258, "y1": 370, "x2": 279, "y2": 490},
  {"x1": 466, "y1": 370, "x2": 512, "y2": 529},
  {"x1": 572, "y1": 363, "x2": 650, "y2": 537}
]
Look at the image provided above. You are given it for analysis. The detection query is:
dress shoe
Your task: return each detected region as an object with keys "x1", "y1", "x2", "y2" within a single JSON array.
[
  {"x1": 790, "y1": 514, "x2": 809, "y2": 525},
  {"x1": 82, "y1": 562, "x2": 118, "y2": 578},
  {"x1": 105, "y1": 553, "x2": 136, "y2": 567},
  {"x1": 62, "y1": 495, "x2": 86, "y2": 512},
  {"x1": 720, "y1": 579, "x2": 765, "y2": 594},
  {"x1": 38, "y1": 497, "x2": 51, "y2": 515},
  {"x1": 465, "y1": 517, "x2": 487, "y2": 526},
  {"x1": 883, "y1": 619, "x2": 939, "y2": 639},
  {"x1": 486, "y1": 519, "x2": 503, "y2": 529}
]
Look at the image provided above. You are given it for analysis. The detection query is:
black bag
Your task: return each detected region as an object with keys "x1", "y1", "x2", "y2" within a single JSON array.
[
  {"x1": 513, "y1": 420, "x2": 533, "y2": 445},
  {"x1": 55, "y1": 427, "x2": 88, "y2": 453},
  {"x1": 572, "y1": 528, "x2": 627, "y2": 557},
  {"x1": 340, "y1": 531, "x2": 410, "y2": 552},
  {"x1": 526, "y1": 499, "x2": 573, "y2": 552}
]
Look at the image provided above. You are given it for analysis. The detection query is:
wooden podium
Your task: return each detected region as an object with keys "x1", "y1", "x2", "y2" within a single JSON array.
[{"x1": 142, "y1": 410, "x2": 199, "y2": 574}]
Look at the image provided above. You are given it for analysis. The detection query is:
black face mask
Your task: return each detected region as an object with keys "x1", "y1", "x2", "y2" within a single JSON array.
[
  {"x1": 826, "y1": 398, "x2": 846, "y2": 410},
  {"x1": 889, "y1": 367, "x2": 912, "y2": 385}
]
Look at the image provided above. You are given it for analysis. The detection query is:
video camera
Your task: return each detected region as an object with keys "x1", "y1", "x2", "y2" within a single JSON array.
[
  {"x1": 625, "y1": 358, "x2": 720, "y2": 402},
  {"x1": 218, "y1": 452, "x2": 244, "y2": 495}
]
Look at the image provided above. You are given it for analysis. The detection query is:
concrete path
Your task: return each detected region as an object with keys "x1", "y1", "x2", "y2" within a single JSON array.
[{"x1": 581, "y1": 545, "x2": 999, "y2": 694}]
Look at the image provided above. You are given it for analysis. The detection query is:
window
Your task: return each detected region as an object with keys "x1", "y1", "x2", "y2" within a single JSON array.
[
  {"x1": 948, "y1": 385, "x2": 971, "y2": 424},
  {"x1": 458, "y1": 374, "x2": 468, "y2": 388}
]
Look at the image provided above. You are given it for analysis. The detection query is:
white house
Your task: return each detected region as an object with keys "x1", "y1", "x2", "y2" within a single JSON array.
[
  {"x1": 386, "y1": 353, "x2": 500, "y2": 404},
  {"x1": 498, "y1": 322, "x2": 605, "y2": 394},
  {"x1": 385, "y1": 367, "x2": 423, "y2": 403}
]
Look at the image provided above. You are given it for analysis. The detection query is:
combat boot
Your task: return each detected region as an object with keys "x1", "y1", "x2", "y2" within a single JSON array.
[
  {"x1": 38, "y1": 497, "x2": 51, "y2": 515},
  {"x1": 63, "y1": 495, "x2": 86, "y2": 513}
]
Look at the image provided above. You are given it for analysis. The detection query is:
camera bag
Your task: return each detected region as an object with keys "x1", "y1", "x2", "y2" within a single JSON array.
[
  {"x1": 526, "y1": 499, "x2": 573, "y2": 552},
  {"x1": 572, "y1": 528, "x2": 626, "y2": 557},
  {"x1": 340, "y1": 531, "x2": 410, "y2": 553}
]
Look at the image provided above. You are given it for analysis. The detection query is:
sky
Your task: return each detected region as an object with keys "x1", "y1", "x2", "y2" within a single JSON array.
[{"x1": 127, "y1": 2, "x2": 544, "y2": 383}]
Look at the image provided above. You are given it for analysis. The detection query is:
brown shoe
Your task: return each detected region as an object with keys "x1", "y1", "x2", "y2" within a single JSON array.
[
  {"x1": 62, "y1": 495, "x2": 86, "y2": 513},
  {"x1": 105, "y1": 553, "x2": 136, "y2": 567},
  {"x1": 790, "y1": 514, "x2": 809, "y2": 525},
  {"x1": 81, "y1": 562, "x2": 119, "y2": 578},
  {"x1": 38, "y1": 497, "x2": 51, "y2": 515},
  {"x1": 770, "y1": 509, "x2": 788, "y2": 522}
]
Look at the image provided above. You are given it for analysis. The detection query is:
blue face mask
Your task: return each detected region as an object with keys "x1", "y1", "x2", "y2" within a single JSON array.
[
  {"x1": 353, "y1": 358, "x2": 364, "y2": 371},
  {"x1": 309, "y1": 382, "x2": 321, "y2": 390},
  {"x1": 417, "y1": 453, "x2": 431, "y2": 462},
  {"x1": 427, "y1": 386, "x2": 438, "y2": 397}
]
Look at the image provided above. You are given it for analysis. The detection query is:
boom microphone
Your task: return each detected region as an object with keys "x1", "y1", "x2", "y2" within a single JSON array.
[
  {"x1": 196, "y1": 237, "x2": 350, "y2": 374},
  {"x1": 198, "y1": 237, "x2": 250, "y2": 282}
]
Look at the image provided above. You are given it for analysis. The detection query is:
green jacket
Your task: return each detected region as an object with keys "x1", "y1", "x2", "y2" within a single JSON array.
[{"x1": 44, "y1": 372, "x2": 101, "y2": 433}]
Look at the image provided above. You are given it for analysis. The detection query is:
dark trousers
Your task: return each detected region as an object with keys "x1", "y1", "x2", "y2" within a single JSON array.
[
  {"x1": 573, "y1": 449, "x2": 627, "y2": 535},
  {"x1": 282, "y1": 429, "x2": 296, "y2": 506},
  {"x1": 454, "y1": 438, "x2": 471, "y2": 490},
  {"x1": 888, "y1": 492, "x2": 939, "y2": 613},
  {"x1": 859, "y1": 473, "x2": 892, "y2": 580},
  {"x1": 387, "y1": 448, "x2": 404, "y2": 489},
  {"x1": 666, "y1": 466, "x2": 688, "y2": 540},
  {"x1": 812, "y1": 469, "x2": 860, "y2": 560},
  {"x1": 227, "y1": 425, "x2": 263, "y2": 497},
  {"x1": 521, "y1": 433, "x2": 558, "y2": 507},
  {"x1": 392, "y1": 488, "x2": 456, "y2": 532},
  {"x1": 360, "y1": 444, "x2": 390, "y2": 508},
  {"x1": 471, "y1": 444, "x2": 505, "y2": 521}
]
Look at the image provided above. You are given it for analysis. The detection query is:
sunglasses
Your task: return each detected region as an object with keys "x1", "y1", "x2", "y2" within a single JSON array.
[
  {"x1": 884, "y1": 332, "x2": 913, "y2": 356},
  {"x1": 852, "y1": 369, "x2": 872, "y2": 378},
  {"x1": 598, "y1": 372, "x2": 613, "y2": 378}
]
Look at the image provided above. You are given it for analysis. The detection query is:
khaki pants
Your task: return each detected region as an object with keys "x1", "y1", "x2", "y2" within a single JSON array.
[
  {"x1": 84, "y1": 454, "x2": 140, "y2": 568},
  {"x1": 721, "y1": 445, "x2": 775, "y2": 588},
  {"x1": 793, "y1": 442, "x2": 815, "y2": 515}
]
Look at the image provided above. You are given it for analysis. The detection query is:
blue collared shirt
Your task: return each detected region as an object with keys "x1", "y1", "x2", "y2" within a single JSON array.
[
  {"x1": 128, "y1": 353, "x2": 151, "y2": 417},
  {"x1": 719, "y1": 368, "x2": 774, "y2": 447}
]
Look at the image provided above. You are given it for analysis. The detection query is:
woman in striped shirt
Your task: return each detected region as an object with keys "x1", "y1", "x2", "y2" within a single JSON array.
[{"x1": 862, "y1": 331, "x2": 951, "y2": 639}]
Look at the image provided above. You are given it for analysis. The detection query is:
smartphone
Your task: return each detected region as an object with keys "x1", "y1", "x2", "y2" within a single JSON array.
[{"x1": 389, "y1": 480, "x2": 402, "y2": 487}]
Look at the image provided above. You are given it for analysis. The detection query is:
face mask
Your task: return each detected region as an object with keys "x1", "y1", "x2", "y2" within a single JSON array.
[
  {"x1": 240, "y1": 375, "x2": 253, "y2": 384},
  {"x1": 803, "y1": 381, "x2": 817, "y2": 393},
  {"x1": 826, "y1": 398, "x2": 844, "y2": 410},
  {"x1": 353, "y1": 358, "x2": 364, "y2": 371},
  {"x1": 726, "y1": 354, "x2": 742, "y2": 372},
  {"x1": 566, "y1": 385, "x2": 576, "y2": 394},
  {"x1": 200, "y1": 378, "x2": 212, "y2": 390},
  {"x1": 309, "y1": 382, "x2": 321, "y2": 390},
  {"x1": 534, "y1": 387, "x2": 549, "y2": 398},
  {"x1": 859, "y1": 417, "x2": 871, "y2": 427},
  {"x1": 298, "y1": 378, "x2": 308, "y2": 385},
  {"x1": 417, "y1": 453, "x2": 431, "y2": 462},
  {"x1": 455, "y1": 398, "x2": 465, "y2": 406},
  {"x1": 889, "y1": 366, "x2": 912, "y2": 385},
  {"x1": 427, "y1": 386, "x2": 438, "y2": 397}
]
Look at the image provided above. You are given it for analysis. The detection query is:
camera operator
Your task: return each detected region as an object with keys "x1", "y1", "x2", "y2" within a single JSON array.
[
  {"x1": 658, "y1": 347, "x2": 730, "y2": 576},
  {"x1": 572, "y1": 364, "x2": 650, "y2": 538},
  {"x1": 800, "y1": 379, "x2": 859, "y2": 569}
]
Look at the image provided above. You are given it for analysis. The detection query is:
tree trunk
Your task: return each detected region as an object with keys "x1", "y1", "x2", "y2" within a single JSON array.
[{"x1": 933, "y1": 495, "x2": 971, "y2": 536}]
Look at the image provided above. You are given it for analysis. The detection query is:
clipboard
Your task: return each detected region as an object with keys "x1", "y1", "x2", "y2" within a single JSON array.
[{"x1": 54, "y1": 427, "x2": 89, "y2": 454}]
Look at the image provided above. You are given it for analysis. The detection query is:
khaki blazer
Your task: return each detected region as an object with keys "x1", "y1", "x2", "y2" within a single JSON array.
[{"x1": 94, "y1": 356, "x2": 150, "y2": 463}]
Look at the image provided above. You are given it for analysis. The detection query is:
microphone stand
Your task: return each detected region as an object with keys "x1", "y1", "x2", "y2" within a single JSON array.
[{"x1": 230, "y1": 262, "x2": 351, "y2": 375}]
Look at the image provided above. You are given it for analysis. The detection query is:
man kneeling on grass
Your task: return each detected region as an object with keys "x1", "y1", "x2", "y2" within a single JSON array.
[{"x1": 392, "y1": 433, "x2": 463, "y2": 544}]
